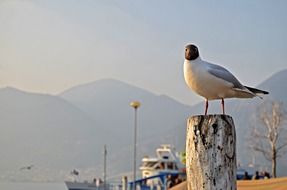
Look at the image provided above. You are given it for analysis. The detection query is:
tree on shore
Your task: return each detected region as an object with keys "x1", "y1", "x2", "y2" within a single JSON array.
[{"x1": 249, "y1": 101, "x2": 287, "y2": 178}]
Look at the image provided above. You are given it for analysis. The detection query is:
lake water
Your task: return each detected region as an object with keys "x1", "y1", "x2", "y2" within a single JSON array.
[{"x1": 0, "y1": 182, "x2": 66, "y2": 190}]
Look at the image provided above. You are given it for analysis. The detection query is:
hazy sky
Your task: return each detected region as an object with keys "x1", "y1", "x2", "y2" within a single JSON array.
[{"x1": 0, "y1": 0, "x2": 286, "y2": 105}]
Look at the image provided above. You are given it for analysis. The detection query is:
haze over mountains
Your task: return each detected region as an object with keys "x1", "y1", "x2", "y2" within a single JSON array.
[{"x1": 0, "y1": 69, "x2": 286, "y2": 182}]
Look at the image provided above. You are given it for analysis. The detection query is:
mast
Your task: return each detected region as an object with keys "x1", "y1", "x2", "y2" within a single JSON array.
[{"x1": 104, "y1": 144, "x2": 107, "y2": 190}]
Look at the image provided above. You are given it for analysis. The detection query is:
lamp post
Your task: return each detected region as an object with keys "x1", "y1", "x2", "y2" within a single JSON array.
[{"x1": 130, "y1": 101, "x2": 141, "y2": 190}]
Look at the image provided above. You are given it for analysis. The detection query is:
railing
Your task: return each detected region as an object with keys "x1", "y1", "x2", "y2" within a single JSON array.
[{"x1": 127, "y1": 172, "x2": 186, "y2": 190}]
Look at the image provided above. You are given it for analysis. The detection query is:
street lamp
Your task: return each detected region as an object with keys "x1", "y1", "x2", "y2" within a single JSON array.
[{"x1": 130, "y1": 101, "x2": 141, "y2": 190}]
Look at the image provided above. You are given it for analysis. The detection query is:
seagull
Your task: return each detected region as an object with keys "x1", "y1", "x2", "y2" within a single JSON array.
[
  {"x1": 20, "y1": 164, "x2": 34, "y2": 171},
  {"x1": 183, "y1": 44, "x2": 269, "y2": 115},
  {"x1": 70, "y1": 169, "x2": 79, "y2": 176}
]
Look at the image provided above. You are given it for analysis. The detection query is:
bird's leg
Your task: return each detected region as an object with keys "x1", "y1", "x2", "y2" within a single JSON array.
[
  {"x1": 221, "y1": 98, "x2": 225, "y2": 115},
  {"x1": 205, "y1": 99, "x2": 208, "y2": 115}
]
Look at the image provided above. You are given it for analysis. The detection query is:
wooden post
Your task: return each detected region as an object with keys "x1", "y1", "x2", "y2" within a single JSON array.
[{"x1": 186, "y1": 115, "x2": 236, "y2": 190}]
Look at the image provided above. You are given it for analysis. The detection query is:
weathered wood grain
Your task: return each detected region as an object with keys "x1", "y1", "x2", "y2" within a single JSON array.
[{"x1": 186, "y1": 115, "x2": 237, "y2": 190}]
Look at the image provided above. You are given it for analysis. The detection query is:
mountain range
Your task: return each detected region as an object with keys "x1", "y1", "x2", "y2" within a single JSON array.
[{"x1": 0, "y1": 69, "x2": 286, "y2": 182}]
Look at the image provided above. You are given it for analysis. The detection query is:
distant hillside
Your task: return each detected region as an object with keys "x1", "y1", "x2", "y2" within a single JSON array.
[
  {"x1": 257, "y1": 69, "x2": 287, "y2": 104},
  {"x1": 61, "y1": 79, "x2": 192, "y2": 137},
  {"x1": 0, "y1": 87, "x2": 107, "y2": 181}
]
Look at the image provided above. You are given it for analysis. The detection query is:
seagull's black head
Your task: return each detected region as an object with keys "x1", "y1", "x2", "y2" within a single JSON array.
[{"x1": 185, "y1": 44, "x2": 199, "y2": 61}]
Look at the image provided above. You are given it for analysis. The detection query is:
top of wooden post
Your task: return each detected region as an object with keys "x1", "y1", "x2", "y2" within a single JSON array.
[{"x1": 189, "y1": 114, "x2": 233, "y2": 119}]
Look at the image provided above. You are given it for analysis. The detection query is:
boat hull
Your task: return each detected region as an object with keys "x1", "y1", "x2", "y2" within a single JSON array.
[{"x1": 65, "y1": 181, "x2": 104, "y2": 190}]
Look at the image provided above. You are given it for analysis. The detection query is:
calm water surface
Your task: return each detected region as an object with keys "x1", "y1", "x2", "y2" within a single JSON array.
[{"x1": 0, "y1": 182, "x2": 66, "y2": 190}]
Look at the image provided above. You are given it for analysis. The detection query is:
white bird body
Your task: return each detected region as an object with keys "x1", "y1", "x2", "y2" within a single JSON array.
[
  {"x1": 184, "y1": 57, "x2": 254, "y2": 100},
  {"x1": 183, "y1": 44, "x2": 268, "y2": 115}
]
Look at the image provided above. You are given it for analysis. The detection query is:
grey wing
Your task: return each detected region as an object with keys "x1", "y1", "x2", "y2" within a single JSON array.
[{"x1": 207, "y1": 62, "x2": 244, "y2": 89}]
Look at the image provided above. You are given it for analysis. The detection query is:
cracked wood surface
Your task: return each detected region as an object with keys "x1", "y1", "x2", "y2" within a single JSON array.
[{"x1": 186, "y1": 115, "x2": 237, "y2": 190}]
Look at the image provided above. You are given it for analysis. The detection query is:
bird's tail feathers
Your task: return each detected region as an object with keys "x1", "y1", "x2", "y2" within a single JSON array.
[{"x1": 244, "y1": 86, "x2": 269, "y2": 95}]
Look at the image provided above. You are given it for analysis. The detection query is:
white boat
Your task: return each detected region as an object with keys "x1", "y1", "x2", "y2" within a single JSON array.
[
  {"x1": 127, "y1": 144, "x2": 186, "y2": 190},
  {"x1": 140, "y1": 144, "x2": 185, "y2": 179}
]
